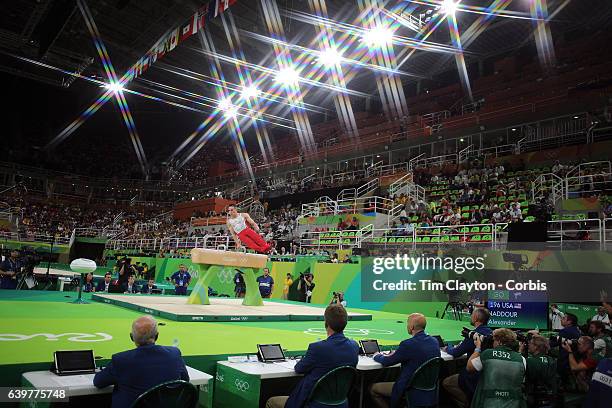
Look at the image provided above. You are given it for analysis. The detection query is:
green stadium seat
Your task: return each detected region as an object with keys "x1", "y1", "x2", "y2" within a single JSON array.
[
  {"x1": 470, "y1": 226, "x2": 480, "y2": 233},
  {"x1": 460, "y1": 227, "x2": 469, "y2": 233},
  {"x1": 462, "y1": 213, "x2": 469, "y2": 219},
  {"x1": 421, "y1": 236, "x2": 431, "y2": 243},
  {"x1": 481, "y1": 218, "x2": 490, "y2": 223},
  {"x1": 450, "y1": 236, "x2": 460, "y2": 242},
  {"x1": 481, "y1": 234, "x2": 492, "y2": 241},
  {"x1": 441, "y1": 236, "x2": 450, "y2": 242},
  {"x1": 481, "y1": 226, "x2": 491, "y2": 233},
  {"x1": 388, "y1": 237, "x2": 397, "y2": 243},
  {"x1": 380, "y1": 237, "x2": 388, "y2": 243},
  {"x1": 432, "y1": 228, "x2": 441, "y2": 235},
  {"x1": 430, "y1": 237, "x2": 440, "y2": 243},
  {"x1": 405, "y1": 237, "x2": 413, "y2": 243},
  {"x1": 372, "y1": 237, "x2": 381, "y2": 243},
  {"x1": 470, "y1": 235, "x2": 482, "y2": 242}
]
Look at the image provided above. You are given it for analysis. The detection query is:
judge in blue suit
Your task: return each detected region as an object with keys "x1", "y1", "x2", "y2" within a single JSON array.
[
  {"x1": 266, "y1": 304, "x2": 359, "y2": 408},
  {"x1": 369, "y1": 313, "x2": 441, "y2": 408},
  {"x1": 93, "y1": 316, "x2": 189, "y2": 408}
]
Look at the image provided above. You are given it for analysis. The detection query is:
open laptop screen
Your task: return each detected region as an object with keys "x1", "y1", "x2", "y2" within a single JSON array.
[
  {"x1": 54, "y1": 350, "x2": 96, "y2": 375},
  {"x1": 257, "y1": 344, "x2": 285, "y2": 362},
  {"x1": 359, "y1": 339, "x2": 380, "y2": 355}
]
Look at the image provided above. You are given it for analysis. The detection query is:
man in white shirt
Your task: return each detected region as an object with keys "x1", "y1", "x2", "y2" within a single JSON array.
[
  {"x1": 550, "y1": 304, "x2": 565, "y2": 330},
  {"x1": 592, "y1": 306, "x2": 611, "y2": 329}
]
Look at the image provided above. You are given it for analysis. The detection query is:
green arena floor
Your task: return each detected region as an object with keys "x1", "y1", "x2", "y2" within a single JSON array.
[{"x1": 0, "y1": 290, "x2": 466, "y2": 387}]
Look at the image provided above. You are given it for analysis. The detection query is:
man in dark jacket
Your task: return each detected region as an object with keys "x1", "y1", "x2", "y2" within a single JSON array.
[
  {"x1": 369, "y1": 313, "x2": 441, "y2": 408},
  {"x1": 266, "y1": 304, "x2": 359, "y2": 408},
  {"x1": 93, "y1": 316, "x2": 189, "y2": 407}
]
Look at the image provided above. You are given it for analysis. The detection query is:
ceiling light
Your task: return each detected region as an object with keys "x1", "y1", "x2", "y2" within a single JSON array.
[
  {"x1": 440, "y1": 0, "x2": 458, "y2": 15},
  {"x1": 363, "y1": 26, "x2": 394, "y2": 47},
  {"x1": 275, "y1": 67, "x2": 299, "y2": 84},
  {"x1": 105, "y1": 82, "x2": 124, "y2": 93},
  {"x1": 318, "y1": 47, "x2": 342, "y2": 67},
  {"x1": 218, "y1": 97, "x2": 232, "y2": 111},
  {"x1": 241, "y1": 85, "x2": 260, "y2": 99}
]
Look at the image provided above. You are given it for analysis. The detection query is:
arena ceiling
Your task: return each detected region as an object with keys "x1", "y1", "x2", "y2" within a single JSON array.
[{"x1": 1, "y1": 0, "x2": 611, "y2": 178}]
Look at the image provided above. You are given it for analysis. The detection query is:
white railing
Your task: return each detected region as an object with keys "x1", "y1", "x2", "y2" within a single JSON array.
[
  {"x1": 107, "y1": 235, "x2": 232, "y2": 252},
  {"x1": 0, "y1": 231, "x2": 71, "y2": 245},
  {"x1": 409, "y1": 153, "x2": 426, "y2": 171},
  {"x1": 546, "y1": 219, "x2": 603, "y2": 248},
  {"x1": 458, "y1": 145, "x2": 473, "y2": 163},
  {"x1": 301, "y1": 196, "x2": 337, "y2": 217},
  {"x1": 366, "y1": 161, "x2": 384, "y2": 177},
  {"x1": 300, "y1": 174, "x2": 316, "y2": 188},
  {"x1": 237, "y1": 196, "x2": 254, "y2": 212},
  {"x1": 376, "y1": 162, "x2": 410, "y2": 177},
  {"x1": 477, "y1": 143, "x2": 518, "y2": 158},
  {"x1": 565, "y1": 172, "x2": 612, "y2": 199},
  {"x1": 73, "y1": 227, "x2": 121, "y2": 239},
  {"x1": 565, "y1": 161, "x2": 611, "y2": 179},
  {"x1": 532, "y1": 173, "x2": 564, "y2": 205},
  {"x1": 604, "y1": 218, "x2": 612, "y2": 248},
  {"x1": 357, "y1": 178, "x2": 379, "y2": 197}
]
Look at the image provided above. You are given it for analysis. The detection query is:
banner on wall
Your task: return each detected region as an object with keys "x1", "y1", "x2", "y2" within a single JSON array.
[{"x1": 129, "y1": 0, "x2": 238, "y2": 80}]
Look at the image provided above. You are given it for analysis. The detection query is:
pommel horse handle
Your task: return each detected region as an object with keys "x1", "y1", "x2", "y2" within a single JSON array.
[{"x1": 187, "y1": 248, "x2": 268, "y2": 306}]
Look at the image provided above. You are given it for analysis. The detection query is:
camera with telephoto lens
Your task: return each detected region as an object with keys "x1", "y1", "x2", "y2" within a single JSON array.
[
  {"x1": 461, "y1": 327, "x2": 494, "y2": 351},
  {"x1": 562, "y1": 338, "x2": 579, "y2": 355}
]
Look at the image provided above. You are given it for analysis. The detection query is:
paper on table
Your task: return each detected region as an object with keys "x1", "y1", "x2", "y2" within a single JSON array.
[{"x1": 272, "y1": 360, "x2": 298, "y2": 370}]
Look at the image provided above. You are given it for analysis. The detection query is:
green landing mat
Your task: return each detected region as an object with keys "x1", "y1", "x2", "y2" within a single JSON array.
[{"x1": 90, "y1": 293, "x2": 373, "y2": 322}]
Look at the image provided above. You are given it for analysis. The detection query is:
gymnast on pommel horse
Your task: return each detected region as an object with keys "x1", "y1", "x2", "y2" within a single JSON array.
[
  {"x1": 187, "y1": 248, "x2": 268, "y2": 306},
  {"x1": 226, "y1": 205, "x2": 272, "y2": 254}
]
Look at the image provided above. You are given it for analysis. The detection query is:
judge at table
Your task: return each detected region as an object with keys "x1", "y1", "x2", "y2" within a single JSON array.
[
  {"x1": 93, "y1": 316, "x2": 189, "y2": 407},
  {"x1": 266, "y1": 304, "x2": 359, "y2": 408}
]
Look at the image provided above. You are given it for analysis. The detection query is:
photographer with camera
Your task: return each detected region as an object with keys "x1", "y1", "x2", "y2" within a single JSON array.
[
  {"x1": 330, "y1": 291, "x2": 346, "y2": 307},
  {"x1": 520, "y1": 334, "x2": 558, "y2": 407},
  {"x1": 297, "y1": 272, "x2": 315, "y2": 303},
  {"x1": 466, "y1": 328, "x2": 526, "y2": 408},
  {"x1": 442, "y1": 308, "x2": 493, "y2": 408},
  {"x1": 551, "y1": 313, "x2": 581, "y2": 386},
  {"x1": 561, "y1": 336, "x2": 598, "y2": 393},
  {"x1": 0, "y1": 250, "x2": 21, "y2": 289}
]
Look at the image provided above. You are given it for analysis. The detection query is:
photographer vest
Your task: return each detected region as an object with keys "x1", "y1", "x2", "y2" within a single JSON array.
[
  {"x1": 471, "y1": 346, "x2": 527, "y2": 408},
  {"x1": 526, "y1": 354, "x2": 557, "y2": 397}
]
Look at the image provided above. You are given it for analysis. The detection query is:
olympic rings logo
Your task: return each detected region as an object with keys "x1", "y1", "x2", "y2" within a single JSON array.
[
  {"x1": 217, "y1": 268, "x2": 235, "y2": 285},
  {"x1": 303, "y1": 328, "x2": 394, "y2": 337},
  {"x1": 235, "y1": 379, "x2": 250, "y2": 392}
]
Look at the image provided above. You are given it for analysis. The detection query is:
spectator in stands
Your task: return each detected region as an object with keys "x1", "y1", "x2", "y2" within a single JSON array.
[
  {"x1": 588, "y1": 321, "x2": 611, "y2": 359},
  {"x1": 467, "y1": 328, "x2": 525, "y2": 408},
  {"x1": 562, "y1": 336, "x2": 598, "y2": 393},
  {"x1": 96, "y1": 272, "x2": 113, "y2": 292},
  {"x1": 592, "y1": 306, "x2": 610, "y2": 329},
  {"x1": 140, "y1": 278, "x2": 158, "y2": 294},
  {"x1": 233, "y1": 270, "x2": 245, "y2": 298},
  {"x1": 523, "y1": 334, "x2": 558, "y2": 407},
  {"x1": 265, "y1": 304, "x2": 359, "y2": 408},
  {"x1": 83, "y1": 273, "x2": 96, "y2": 293},
  {"x1": 122, "y1": 275, "x2": 138, "y2": 294},
  {"x1": 442, "y1": 308, "x2": 493, "y2": 408},
  {"x1": 343, "y1": 254, "x2": 352, "y2": 264},
  {"x1": 256, "y1": 268, "x2": 274, "y2": 299},
  {"x1": 93, "y1": 316, "x2": 189, "y2": 407},
  {"x1": 0, "y1": 250, "x2": 21, "y2": 290},
  {"x1": 170, "y1": 264, "x2": 191, "y2": 296},
  {"x1": 369, "y1": 313, "x2": 441, "y2": 408},
  {"x1": 330, "y1": 253, "x2": 339, "y2": 263},
  {"x1": 583, "y1": 358, "x2": 612, "y2": 408}
]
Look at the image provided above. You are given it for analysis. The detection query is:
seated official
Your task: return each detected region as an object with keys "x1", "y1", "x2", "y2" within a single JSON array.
[
  {"x1": 96, "y1": 272, "x2": 113, "y2": 292},
  {"x1": 93, "y1": 316, "x2": 189, "y2": 408},
  {"x1": 466, "y1": 328, "x2": 526, "y2": 408},
  {"x1": 266, "y1": 304, "x2": 359, "y2": 408},
  {"x1": 583, "y1": 358, "x2": 612, "y2": 408},
  {"x1": 369, "y1": 313, "x2": 441, "y2": 408},
  {"x1": 442, "y1": 308, "x2": 492, "y2": 408},
  {"x1": 522, "y1": 335, "x2": 558, "y2": 407},
  {"x1": 122, "y1": 275, "x2": 139, "y2": 294},
  {"x1": 0, "y1": 250, "x2": 21, "y2": 289},
  {"x1": 140, "y1": 278, "x2": 158, "y2": 294},
  {"x1": 561, "y1": 336, "x2": 598, "y2": 393},
  {"x1": 83, "y1": 273, "x2": 96, "y2": 293}
]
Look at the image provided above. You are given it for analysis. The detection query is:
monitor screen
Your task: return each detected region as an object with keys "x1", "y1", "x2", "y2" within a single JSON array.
[
  {"x1": 360, "y1": 339, "x2": 380, "y2": 355},
  {"x1": 258, "y1": 344, "x2": 285, "y2": 362},
  {"x1": 54, "y1": 350, "x2": 96, "y2": 373}
]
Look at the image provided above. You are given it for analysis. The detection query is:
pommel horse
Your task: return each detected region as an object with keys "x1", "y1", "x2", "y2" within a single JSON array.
[{"x1": 187, "y1": 248, "x2": 268, "y2": 306}]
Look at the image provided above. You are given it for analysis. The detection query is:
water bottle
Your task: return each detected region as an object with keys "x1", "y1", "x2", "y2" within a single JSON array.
[{"x1": 172, "y1": 338, "x2": 179, "y2": 348}]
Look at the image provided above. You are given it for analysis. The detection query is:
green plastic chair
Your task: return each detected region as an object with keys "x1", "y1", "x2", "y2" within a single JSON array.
[
  {"x1": 305, "y1": 366, "x2": 357, "y2": 407},
  {"x1": 404, "y1": 357, "x2": 443, "y2": 407},
  {"x1": 130, "y1": 380, "x2": 197, "y2": 408}
]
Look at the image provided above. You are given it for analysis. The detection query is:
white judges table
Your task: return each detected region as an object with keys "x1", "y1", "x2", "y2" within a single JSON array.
[
  {"x1": 21, "y1": 365, "x2": 213, "y2": 407},
  {"x1": 213, "y1": 350, "x2": 455, "y2": 408}
]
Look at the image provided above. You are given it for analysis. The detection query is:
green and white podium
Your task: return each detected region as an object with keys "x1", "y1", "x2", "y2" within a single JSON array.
[{"x1": 187, "y1": 248, "x2": 268, "y2": 306}]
